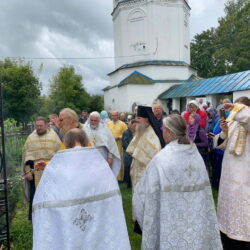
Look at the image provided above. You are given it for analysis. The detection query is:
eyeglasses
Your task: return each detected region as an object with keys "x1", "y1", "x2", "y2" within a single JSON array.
[{"x1": 59, "y1": 117, "x2": 69, "y2": 122}]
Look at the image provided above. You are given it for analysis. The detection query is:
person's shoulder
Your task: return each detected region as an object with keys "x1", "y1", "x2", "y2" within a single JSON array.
[
  {"x1": 197, "y1": 109, "x2": 206, "y2": 116},
  {"x1": 47, "y1": 129, "x2": 61, "y2": 141},
  {"x1": 183, "y1": 111, "x2": 190, "y2": 118},
  {"x1": 78, "y1": 122, "x2": 84, "y2": 129},
  {"x1": 147, "y1": 125, "x2": 158, "y2": 136},
  {"x1": 26, "y1": 130, "x2": 37, "y2": 140},
  {"x1": 106, "y1": 121, "x2": 112, "y2": 126},
  {"x1": 123, "y1": 128, "x2": 131, "y2": 136},
  {"x1": 102, "y1": 124, "x2": 112, "y2": 133},
  {"x1": 119, "y1": 120, "x2": 127, "y2": 126}
]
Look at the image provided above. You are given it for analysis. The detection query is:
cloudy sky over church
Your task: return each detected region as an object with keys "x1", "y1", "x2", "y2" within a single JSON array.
[{"x1": 0, "y1": 0, "x2": 227, "y2": 95}]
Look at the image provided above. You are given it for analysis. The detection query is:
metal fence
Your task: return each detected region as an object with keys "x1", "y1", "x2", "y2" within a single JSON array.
[{"x1": 0, "y1": 131, "x2": 28, "y2": 249}]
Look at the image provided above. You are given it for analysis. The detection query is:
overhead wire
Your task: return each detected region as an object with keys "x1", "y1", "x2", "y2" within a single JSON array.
[{"x1": 0, "y1": 53, "x2": 154, "y2": 61}]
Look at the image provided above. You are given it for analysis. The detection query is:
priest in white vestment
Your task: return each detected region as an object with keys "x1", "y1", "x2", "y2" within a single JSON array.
[
  {"x1": 215, "y1": 98, "x2": 250, "y2": 249},
  {"x1": 85, "y1": 111, "x2": 121, "y2": 177},
  {"x1": 32, "y1": 128, "x2": 131, "y2": 250},
  {"x1": 133, "y1": 115, "x2": 222, "y2": 250},
  {"x1": 126, "y1": 105, "x2": 164, "y2": 192}
]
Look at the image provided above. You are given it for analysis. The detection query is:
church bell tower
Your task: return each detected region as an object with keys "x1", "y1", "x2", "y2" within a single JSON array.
[
  {"x1": 112, "y1": 0, "x2": 191, "y2": 69},
  {"x1": 104, "y1": 0, "x2": 195, "y2": 112}
]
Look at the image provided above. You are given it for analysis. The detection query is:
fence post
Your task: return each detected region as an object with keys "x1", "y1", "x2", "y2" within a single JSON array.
[{"x1": 0, "y1": 64, "x2": 10, "y2": 249}]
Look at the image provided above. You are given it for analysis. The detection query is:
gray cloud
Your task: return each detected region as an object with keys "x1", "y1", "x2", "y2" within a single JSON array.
[
  {"x1": 0, "y1": 0, "x2": 227, "y2": 95},
  {"x1": 189, "y1": 0, "x2": 227, "y2": 39}
]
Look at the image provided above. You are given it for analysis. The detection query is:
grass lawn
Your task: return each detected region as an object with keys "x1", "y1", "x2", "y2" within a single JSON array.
[
  {"x1": 10, "y1": 183, "x2": 218, "y2": 250},
  {"x1": 120, "y1": 183, "x2": 142, "y2": 249},
  {"x1": 10, "y1": 184, "x2": 141, "y2": 250}
]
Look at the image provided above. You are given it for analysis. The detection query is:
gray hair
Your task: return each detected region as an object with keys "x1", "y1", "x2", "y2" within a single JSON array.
[
  {"x1": 60, "y1": 108, "x2": 78, "y2": 122},
  {"x1": 223, "y1": 98, "x2": 232, "y2": 104},
  {"x1": 163, "y1": 115, "x2": 190, "y2": 144},
  {"x1": 64, "y1": 128, "x2": 89, "y2": 148},
  {"x1": 89, "y1": 111, "x2": 100, "y2": 119}
]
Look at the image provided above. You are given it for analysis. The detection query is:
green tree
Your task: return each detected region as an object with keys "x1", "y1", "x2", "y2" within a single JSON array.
[
  {"x1": 191, "y1": 0, "x2": 250, "y2": 77},
  {"x1": 88, "y1": 95, "x2": 104, "y2": 112},
  {"x1": 216, "y1": 0, "x2": 250, "y2": 73},
  {"x1": 0, "y1": 59, "x2": 41, "y2": 124},
  {"x1": 49, "y1": 65, "x2": 90, "y2": 114},
  {"x1": 36, "y1": 95, "x2": 54, "y2": 118},
  {"x1": 191, "y1": 28, "x2": 218, "y2": 78}
]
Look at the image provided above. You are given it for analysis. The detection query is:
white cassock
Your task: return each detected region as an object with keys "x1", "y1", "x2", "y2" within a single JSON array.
[
  {"x1": 32, "y1": 147, "x2": 131, "y2": 250},
  {"x1": 85, "y1": 123, "x2": 121, "y2": 177},
  {"x1": 217, "y1": 104, "x2": 250, "y2": 241},
  {"x1": 133, "y1": 140, "x2": 222, "y2": 250}
]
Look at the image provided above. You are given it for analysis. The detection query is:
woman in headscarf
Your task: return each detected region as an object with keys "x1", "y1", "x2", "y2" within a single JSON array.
[
  {"x1": 206, "y1": 107, "x2": 220, "y2": 134},
  {"x1": 187, "y1": 113, "x2": 209, "y2": 170},
  {"x1": 100, "y1": 110, "x2": 110, "y2": 124},
  {"x1": 183, "y1": 100, "x2": 207, "y2": 129}
]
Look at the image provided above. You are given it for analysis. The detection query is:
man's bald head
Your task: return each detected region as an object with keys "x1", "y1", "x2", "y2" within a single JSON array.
[{"x1": 110, "y1": 111, "x2": 119, "y2": 122}]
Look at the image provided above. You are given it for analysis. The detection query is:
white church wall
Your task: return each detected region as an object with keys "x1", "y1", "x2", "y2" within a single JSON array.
[
  {"x1": 172, "y1": 98, "x2": 181, "y2": 111},
  {"x1": 104, "y1": 82, "x2": 178, "y2": 112},
  {"x1": 233, "y1": 90, "x2": 250, "y2": 101},
  {"x1": 205, "y1": 95, "x2": 218, "y2": 108},
  {"x1": 104, "y1": 85, "x2": 129, "y2": 112},
  {"x1": 127, "y1": 83, "x2": 173, "y2": 112},
  {"x1": 186, "y1": 97, "x2": 192, "y2": 103},
  {"x1": 112, "y1": 0, "x2": 190, "y2": 68}
]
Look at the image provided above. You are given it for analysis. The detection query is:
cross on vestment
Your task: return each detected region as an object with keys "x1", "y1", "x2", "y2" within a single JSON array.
[{"x1": 184, "y1": 164, "x2": 195, "y2": 177}]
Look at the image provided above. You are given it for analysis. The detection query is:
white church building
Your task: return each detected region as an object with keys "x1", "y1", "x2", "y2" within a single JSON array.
[{"x1": 103, "y1": 0, "x2": 250, "y2": 112}]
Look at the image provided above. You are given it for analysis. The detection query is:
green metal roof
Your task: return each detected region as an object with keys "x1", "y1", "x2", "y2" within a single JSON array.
[{"x1": 118, "y1": 71, "x2": 153, "y2": 86}]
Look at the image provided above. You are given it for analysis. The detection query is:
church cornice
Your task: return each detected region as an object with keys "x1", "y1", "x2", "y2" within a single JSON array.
[
  {"x1": 103, "y1": 72, "x2": 192, "y2": 91},
  {"x1": 112, "y1": 0, "x2": 191, "y2": 19},
  {"x1": 108, "y1": 60, "x2": 192, "y2": 76}
]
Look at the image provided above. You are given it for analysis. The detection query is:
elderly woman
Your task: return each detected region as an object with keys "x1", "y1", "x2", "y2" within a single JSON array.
[
  {"x1": 183, "y1": 100, "x2": 207, "y2": 128},
  {"x1": 187, "y1": 113, "x2": 209, "y2": 169},
  {"x1": 206, "y1": 107, "x2": 220, "y2": 134},
  {"x1": 133, "y1": 115, "x2": 222, "y2": 250}
]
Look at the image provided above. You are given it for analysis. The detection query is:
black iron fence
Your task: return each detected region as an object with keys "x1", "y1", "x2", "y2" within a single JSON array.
[{"x1": 0, "y1": 131, "x2": 28, "y2": 249}]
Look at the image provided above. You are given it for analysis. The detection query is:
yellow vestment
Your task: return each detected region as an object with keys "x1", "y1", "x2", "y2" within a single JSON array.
[
  {"x1": 22, "y1": 129, "x2": 61, "y2": 193},
  {"x1": 107, "y1": 120, "x2": 127, "y2": 181}
]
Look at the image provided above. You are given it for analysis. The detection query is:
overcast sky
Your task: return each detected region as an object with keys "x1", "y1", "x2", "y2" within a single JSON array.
[{"x1": 0, "y1": 0, "x2": 228, "y2": 95}]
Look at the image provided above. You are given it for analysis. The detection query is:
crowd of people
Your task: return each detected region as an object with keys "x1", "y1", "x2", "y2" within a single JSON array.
[{"x1": 22, "y1": 96, "x2": 250, "y2": 250}]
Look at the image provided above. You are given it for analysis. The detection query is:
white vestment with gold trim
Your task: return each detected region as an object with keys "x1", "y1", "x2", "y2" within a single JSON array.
[
  {"x1": 32, "y1": 147, "x2": 131, "y2": 250},
  {"x1": 217, "y1": 105, "x2": 250, "y2": 241},
  {"x1": 126, "y1": 125, "x2": 161, "y2": 192},
  {"x1": 133, "y1": 140, "x2": 222, "y2": 250}
]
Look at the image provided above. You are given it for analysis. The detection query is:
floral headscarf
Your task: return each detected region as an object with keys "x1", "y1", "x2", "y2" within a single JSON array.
[{"x1": 187, "y1": 113, "x2": 201, "y2": 141}]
